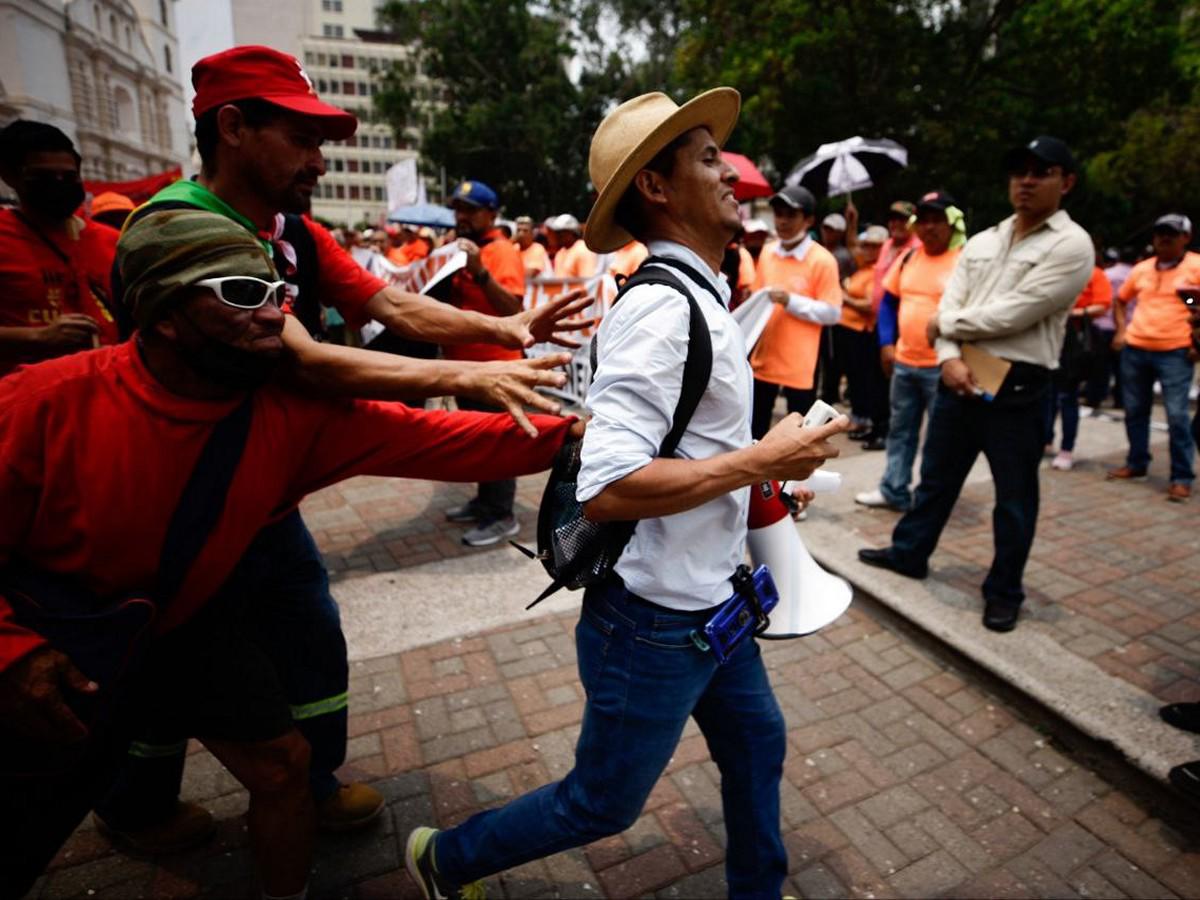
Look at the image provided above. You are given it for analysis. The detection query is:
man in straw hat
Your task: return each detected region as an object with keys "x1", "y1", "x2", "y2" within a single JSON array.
[
  {"x1": 404, "y1": 88, "x2": 849, "y2": 900},
  {"x1": 0, "y1": 209, "x2": 583, "y2": 898}
]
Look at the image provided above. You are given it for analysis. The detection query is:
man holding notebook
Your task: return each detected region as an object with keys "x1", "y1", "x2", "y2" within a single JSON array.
[{"x1": 858, "y1": 136, "x2": 1092, "y2": 633}]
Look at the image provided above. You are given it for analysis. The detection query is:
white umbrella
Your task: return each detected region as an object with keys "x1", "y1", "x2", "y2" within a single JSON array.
[{"x1": 786, "y1": 136, "x2": 908, "y2": 197}]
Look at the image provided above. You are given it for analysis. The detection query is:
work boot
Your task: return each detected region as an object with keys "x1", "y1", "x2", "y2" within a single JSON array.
[
  {"x1": 317, "y1": 782, "x2": 385, "y2": 832},
  {"x1": 1106, "y1": 465, "x2": 1148, "y2": 481},
  {"x1": 93, "y1": 801, "x2": 215, "y2": 855},
  {"x1": 1167, "y1": 483, "x2": 1191, "y2": 503}
]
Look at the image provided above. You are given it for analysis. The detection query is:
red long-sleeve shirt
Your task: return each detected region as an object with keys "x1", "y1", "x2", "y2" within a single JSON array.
[{"x1": 0, "y1": 341, "x2": 573, "y2": 671}]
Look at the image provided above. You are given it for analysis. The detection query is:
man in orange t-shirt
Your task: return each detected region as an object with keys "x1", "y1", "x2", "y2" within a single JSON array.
[
  {"x1": 1108, "y1": 213, "x2": 1200, "y2": 500},
  {"x1": 387, "y1": 224, "x2": 431, "y2": 266},
  {"x1": 841, "y1": 226, "x2": 889, "y2": 446},
  {"x1": 551, "y1": 214, "x2": 599, "y2": 278},
  {"x1": 444, "y1": 179, "x2": 530, "y2": 543},
  {"x1": 749, "y1": 184, "x2": 842, "y2": 437},
  {"x1": 514, "y1": 215, "x2": 551, "y2": 278},
  {"x1": 855, "y1": 191, "x2": 963, "y2": 511},
  {"x1": 608, "y1": 238, "x2": 649, "y2": 279},
  {"x1": 0, "y1": 120, "x2": 120, "y2": 377}
]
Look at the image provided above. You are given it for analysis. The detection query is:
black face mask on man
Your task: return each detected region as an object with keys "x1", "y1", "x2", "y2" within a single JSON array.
[
  {"x1": 174, "y1": 309, "x2": 280, "y2": 389},
  {"x1": 24, "y1": 174, "x2": 85, "y2": 221}
]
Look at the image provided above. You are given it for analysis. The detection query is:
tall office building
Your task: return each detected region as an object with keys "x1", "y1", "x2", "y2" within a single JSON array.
[
  {"x1": 231, "y1": 0, "x2": 436, "y2": 226},
  {"x1": 0, "y1": 0, "x2": 189, "y2": 183}
]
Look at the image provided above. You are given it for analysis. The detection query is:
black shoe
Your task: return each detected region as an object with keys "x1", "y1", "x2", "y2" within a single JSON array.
[
  {"x1": 848, "y1": 427, "x2": 872, "y2": 440},
  {"x1": 862, "y1": 435, "x2": 887, "y2": 451},
  {"x1": 983, "y1": 601, "x2": 1020, "y2": 632},
  {"x1": 1161, "y1": 703, "x2": 1200, "y2": 734},
  {"x1": 1168, "y1": 761, "x2": 1200, "y2": 803},
  {"x1": 857, "y1": 547, "x2": 928, "y2": 579}
]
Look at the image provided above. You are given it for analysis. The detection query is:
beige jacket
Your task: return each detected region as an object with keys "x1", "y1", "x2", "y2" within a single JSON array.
[{"x1": 935, "y1": 209, "x2": 1093, "y2": 368}]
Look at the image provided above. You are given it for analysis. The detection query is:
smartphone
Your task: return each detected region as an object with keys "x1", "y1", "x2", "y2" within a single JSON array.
[{"x1": 702, "y1": 565, "x2": 780, "y2": 664}]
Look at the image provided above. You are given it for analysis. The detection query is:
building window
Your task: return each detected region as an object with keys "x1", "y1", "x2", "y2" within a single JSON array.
[
  {"x1": 164, "y1": 44, "x2": 172, "y2": 73},
  {"x1": 374, "y1": 186, "x2": 384, "y2": 202},
  {"x1": 357, "y1": 82, "x2": 368, "y2": 96},
  {"x1": 332, "y1": 159, "x2": 344, "y2": 172},
  {"x1": 94, "y1": 4, "x2": 101, "y2": 28},
  {"x1": 125, "y1": 26, "x2": 132, "y2": 48},
  {"x1": 349, "y1": 185, "x2": 360, "y2": 200},
  {"x1": 328, "y1": 81, "x2": 339, "y2": 94},
  {"x1": 341, "y1": 54, "x2": 353, "y2": 68},
  {"x1": 321, "y1": 0, "x2": 343, "y2": 10},
  {"x1": 322, "y1": 24, "x2": 344, "y2": 38},
  {"x1": 317, "y1": 79, "x2": 327, "y2": 93},
  {"x1": 113, "y1": 86, "x2": 134, "y2": 130},
  {"x1": 317, "y1": 52, "x2": 326, "y2": 65},
  {"x1": 335, "y1": 184, "x2": 345, "y2": 199},
  {"x1": 110, "y1": 14, "x2": 118, "y2": 39},
  {"x1": 327, "y1": 54, "x2": 337, "y2": 67},
  {"x1": 342, "y1": 80, "x2": 355, "y2": 94},
  {"x1": 382, "y1": 136, "x2": 392, "y2": 149},
  {"x1": 159, "y1": 0, "x2": 168, "y2": 25},
  {"x1": 347, "y1": 159, "x2": 358, "y2": 173}
]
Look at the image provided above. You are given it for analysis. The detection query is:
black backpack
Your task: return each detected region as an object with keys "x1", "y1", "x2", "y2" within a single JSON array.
[{"x1": 516, "y1": 256, "x2": 719, "y2": 608}]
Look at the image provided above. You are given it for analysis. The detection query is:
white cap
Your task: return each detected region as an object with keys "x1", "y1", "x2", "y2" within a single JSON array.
[
  {"x1": 742, "y1": 218, "x2": 769, "y2": 234},
  {"x1": 859, "y1": 225, "x2": 889, "y2": 244},
  {"x1": 1154, "y1": 213, "x2": 1193, "y2": 234},
  {"x1": 549, "y1": 213, "x2": 581, "y2": 233},
  {"x1": 822, "y1": 213, "x2": 847, "y2": 231}
]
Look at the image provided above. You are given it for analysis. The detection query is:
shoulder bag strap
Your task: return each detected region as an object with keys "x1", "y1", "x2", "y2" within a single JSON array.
[{"x1": 155, "y1": 394, "x2": 255, "y2": 605}]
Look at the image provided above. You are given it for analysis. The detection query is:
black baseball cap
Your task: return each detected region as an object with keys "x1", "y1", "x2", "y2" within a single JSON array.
[
  {"x1": 1004, "y1": 136, "x2": 1076, "y2": 174},
  {"x1": 915, "y1": 189, "x2": 957, "y2": 213},
  {"x1": 770, "y1": 184, "x2": 816, "y2": 214}
]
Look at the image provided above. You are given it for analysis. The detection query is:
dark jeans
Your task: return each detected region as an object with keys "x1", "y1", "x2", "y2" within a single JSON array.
[
  {"x1": 1120, "y1": 346, "x2": 1196, "y2": 484},
  {"x1": 818, "y1": 326, "x2": 843, "y2": 405},
  {"x1": 751, "y1": 378, "x2": 816, "y2": 440},
  {"x1": 434, "y1": 579, "x2": 788, "y2": 898},
  {"x1": 455, "y1": 395, "x2": 517, "y2": 519},
  {"x1": 1083, "y1": 327, "x2": 1119, "y2": 407},
  {"x1": 842, "y1": 326, "x2": 889, "y2": 432},
  {"x1": 889, "y1": 370, "x2": 1051, "y2": 609},
  {"x1": 96, "y1": 510, "x2": 349, "y2": 829}
]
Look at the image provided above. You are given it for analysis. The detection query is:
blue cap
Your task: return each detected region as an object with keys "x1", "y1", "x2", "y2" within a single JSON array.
[{"x1": 447, "y1": 179, "x2": 498, "y2": 209}]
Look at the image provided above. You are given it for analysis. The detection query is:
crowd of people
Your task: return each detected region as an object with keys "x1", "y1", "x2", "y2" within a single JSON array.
[{"x1": 0, "y1": 40, "x2": 1197, "y2": 900}]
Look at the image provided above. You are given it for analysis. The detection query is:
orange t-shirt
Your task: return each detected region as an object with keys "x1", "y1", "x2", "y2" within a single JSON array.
[
  {"x1": 749, "y1": 239, "x2": 842, "y2": 390},
  {"x1": 387, "y1": 238, "x2": 429, "y2": 267},
  {"x1": 882, "y1": 246, "x2": 961, "y2": 368},
  {"x1": 608, "y1": 240, "x2": 649, "y2": 279},
  {"x1": 0, "y1": 210, "x2": 120, "y2": 376},
  {"x1": 737, "y1": 246, "x2": 756, "y2": 292},
  {"x1": 1118, "y1": 252, "x2": 1200, "y2": 352},
  {"x1": 1073, "y1": 266, "x2": 1112, "y2": 312},
  {"x1": 555, "y1": 239, "x2": 599, "y2": 279},
  {"x1": 841, "y1": 266, "x2": 875, "y2": 332},
  {"x1": 444, "y1": 227, "x2": 526, "y2": 362},
  {"x1": 519, "y1": 240, "x2": 551, "y2": 277}
]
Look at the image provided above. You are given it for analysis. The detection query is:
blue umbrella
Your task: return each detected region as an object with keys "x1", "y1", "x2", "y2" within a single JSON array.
[{"x1": 387, "y1": 203, "x2": 455, "y2": 228}]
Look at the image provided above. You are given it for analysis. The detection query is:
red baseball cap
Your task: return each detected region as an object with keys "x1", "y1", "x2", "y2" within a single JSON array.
[{"x1": 192, "y1": 45, "x2": 357, "y2": 140}]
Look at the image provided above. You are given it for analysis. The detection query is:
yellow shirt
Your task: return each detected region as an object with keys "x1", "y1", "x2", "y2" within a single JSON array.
[{"x1": 750, "y1": 239, "x2": 842, "y2": 390}]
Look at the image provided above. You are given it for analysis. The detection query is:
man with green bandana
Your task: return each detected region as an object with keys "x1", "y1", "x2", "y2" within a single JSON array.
[
  {"x1": 96, "y1": 44, "x2": 594, "y2": 850},
  {"x1": 0, "y1": 209, "x2": 582, "y2": 898}
]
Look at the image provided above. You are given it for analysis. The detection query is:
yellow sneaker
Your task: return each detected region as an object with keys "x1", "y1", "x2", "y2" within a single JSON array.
[
  {"x1": 93, "y1": 801, "x2": 215, "y2": 855},
  {"x1": 317, "y1": 782, "x2": 385, "y2": 832}
]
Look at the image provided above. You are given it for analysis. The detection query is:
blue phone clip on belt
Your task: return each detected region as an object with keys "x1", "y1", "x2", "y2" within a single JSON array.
[{"x1": 689, "y1": 564, "x2": 780, "y2": 664}]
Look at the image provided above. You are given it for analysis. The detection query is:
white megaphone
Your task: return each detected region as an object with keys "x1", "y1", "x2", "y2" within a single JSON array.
[{"x1": 747, "y1": 480, "x2": 852, "y2": 638}]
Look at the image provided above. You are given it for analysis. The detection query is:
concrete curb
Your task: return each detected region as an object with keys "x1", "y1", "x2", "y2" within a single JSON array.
[{"x1": 803, "y1": 515, "x2": 1196, "y2": 785}]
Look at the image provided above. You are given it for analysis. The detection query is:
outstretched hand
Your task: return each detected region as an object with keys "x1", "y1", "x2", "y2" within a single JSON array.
[
  {"x1": 0, "y1": 646, "x2": 97, "y2": 745},
  {"x1": 459, "y1": 354, "x2": 574, "y2": 437},
  {"x1": 504, "y1": 289, "x2": 599, "y2": 349}
]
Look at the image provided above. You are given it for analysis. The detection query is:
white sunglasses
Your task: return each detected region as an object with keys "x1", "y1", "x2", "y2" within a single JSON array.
[{"x1": 195, "y1": 276, "x2": 287, "y2": 310}]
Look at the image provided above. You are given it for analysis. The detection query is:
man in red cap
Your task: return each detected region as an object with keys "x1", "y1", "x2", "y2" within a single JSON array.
[{"x1": 96, "y1": 44, "x2": 592, "y2": 855}]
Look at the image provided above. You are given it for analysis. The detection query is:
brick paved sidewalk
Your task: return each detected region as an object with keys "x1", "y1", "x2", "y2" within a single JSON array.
[{"x1": 34, "y1": 601, "x2": 1200, "y2": 899}]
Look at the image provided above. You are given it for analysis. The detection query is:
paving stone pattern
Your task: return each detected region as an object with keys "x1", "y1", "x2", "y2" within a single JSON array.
[{"x1": 36, "y1": 604, "x2": 1200, "y2": 899}]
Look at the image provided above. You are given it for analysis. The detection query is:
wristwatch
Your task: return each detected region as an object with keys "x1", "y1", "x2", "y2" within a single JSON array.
[{"x1": 473, "y1": 268, "x2": 490, "y2": 286}]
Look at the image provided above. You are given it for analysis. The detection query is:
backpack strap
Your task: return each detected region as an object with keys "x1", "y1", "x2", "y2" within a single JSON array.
[{"x1": 155, "y1": 393, "x2": 255, "y2": 603}]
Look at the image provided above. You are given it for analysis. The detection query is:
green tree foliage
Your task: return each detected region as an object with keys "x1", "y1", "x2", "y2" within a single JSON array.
[
  {"x1": 375, "y1": 0, "x2": 622, "y2": 218},
  {"x1": 375, "y1": 0, "x2": 1199, "y2": 241}
]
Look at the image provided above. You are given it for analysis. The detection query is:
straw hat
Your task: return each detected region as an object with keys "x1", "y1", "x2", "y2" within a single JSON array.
[{"x1": 584, "y1": 88, "x2": 740, "y2": 253}]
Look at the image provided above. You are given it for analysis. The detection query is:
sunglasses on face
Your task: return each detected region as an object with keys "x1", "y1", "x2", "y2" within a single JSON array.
[
  {"x1": 195, "y1": 276, "x2": 287, "y2": 309},
  {"x1": 1008, "y1": 163, "x2": 1062, "y2": 180}
]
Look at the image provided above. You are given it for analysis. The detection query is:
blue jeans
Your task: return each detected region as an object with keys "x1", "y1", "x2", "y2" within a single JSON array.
[
  {"x1": 1046, "y1": 388, "x2": 1081, "y2": 451},
  {"x1": 435, "y1": 580, "x2": 788, "y2": 898},
  {"x1": 1120, "y1": 346, "x2": 1196, "y2": 484},
  {"x1": 880, "y1": 363, "x2": 942, "y2": 508},
  {"x1": 890, "y1": 374, "x2": 1050, "y2": 609},
  {"x1": 96, "y1": 511, "x2": 348, "y2": 827}
]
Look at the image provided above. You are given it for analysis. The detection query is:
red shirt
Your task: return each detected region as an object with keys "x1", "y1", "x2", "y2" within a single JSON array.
[
  {"x1": 0, "y1": 342, "x2": 573, "y2": 671},
  {"x1": 0, "y1": 210, "x2": 121, "y2": 375},
  {"x1": 444, "y1": 228, "x2": 526, "y2": 362},
  {"x1": 299, "y1": 216, "x2": 386, "y2": 328}
]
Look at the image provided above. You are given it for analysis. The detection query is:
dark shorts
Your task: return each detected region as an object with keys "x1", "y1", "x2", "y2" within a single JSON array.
[{"x1": 124, "y1": 598, "x2": 294, "y2": 744}]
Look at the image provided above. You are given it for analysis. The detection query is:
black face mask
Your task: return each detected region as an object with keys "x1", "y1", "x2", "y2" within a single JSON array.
[
  {"x1": 24, "y1": 175, "x2": 85, "y2": 221},
  {"x1": 176, "y1": 310, "x2": 280, "y2": 390}
]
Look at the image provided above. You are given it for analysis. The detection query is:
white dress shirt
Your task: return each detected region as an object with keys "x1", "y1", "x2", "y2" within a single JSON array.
[{"x1": 577, "y1": 240, "x2": 753, "y2": 611}]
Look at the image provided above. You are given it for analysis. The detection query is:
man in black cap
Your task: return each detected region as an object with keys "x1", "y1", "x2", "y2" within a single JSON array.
[
  {"x1": 859, "y1": 136, "x2": 1093, "y2": 633},
  {"x1": 748, "y1": 184, "x2": 843, "y2": 438},
  {"x1": 1107, "y1": 213, "x2": 1200, "y2": 502}
]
